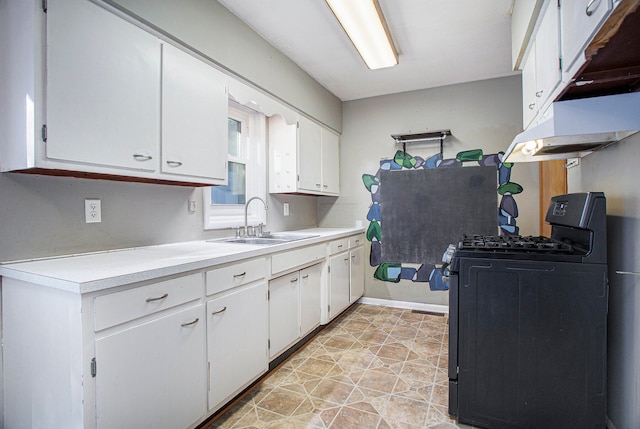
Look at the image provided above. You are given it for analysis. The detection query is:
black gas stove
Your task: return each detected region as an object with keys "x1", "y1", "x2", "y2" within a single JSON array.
[
  {"x1": 447, "y1": 192, "x2": 608, "y2": 429},
  {"x1": 446, "y1": 192, "x2": 607, "y2": 266}
]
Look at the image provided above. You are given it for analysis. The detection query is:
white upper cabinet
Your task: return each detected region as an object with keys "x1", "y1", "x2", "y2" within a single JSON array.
[
  {"x1": 0, "y1": 0, "x2": 229, "y2": 186},
  {"x1": 320, "y1": 128, "x2": 340, "y2": 195},
  {"x1": 269, "y1": 115, "x2": 340, "y2": 196},
  {"x1": 161, "y1": 43, "x2": 228, "y2": 183},
  {"x1": 521, "y1": 1, "x2": 561, "y2": 128},
  {"x1": 561, "y1": 0, "x2": 613, "y2": 73},
  {"x1": 297, "y1": 116, "x2": 323, "y2": 193},
  {"x1": 46, "y1": 0, "x2": 161, "y2": 171}
]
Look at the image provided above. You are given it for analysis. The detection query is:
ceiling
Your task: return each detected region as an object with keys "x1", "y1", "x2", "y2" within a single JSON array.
[{"x1": 216, "y1": 0, "x2": 518, "y2": 101}]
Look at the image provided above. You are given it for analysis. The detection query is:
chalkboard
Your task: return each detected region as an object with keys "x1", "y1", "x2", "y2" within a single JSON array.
[{"x1": 379, "y1": 166, "x2": 498, "y2": 264}]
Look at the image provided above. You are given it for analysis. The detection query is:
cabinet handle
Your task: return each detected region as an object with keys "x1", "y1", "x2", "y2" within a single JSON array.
[
  {"x1": 338, "y1": 244, "x2": 343, "y2": 248},
  {"x1": 586, "y1": 0, "x2": 601, "y2": 16},
  {"x1": 133, "y1": 153, "x2": 153, "y2": 161},
  {"x1": 181, "y1": 318, "x2": 199, "y2": 327},
  {"x1": 166, "y1": 160, "x2": 183, "y2": 167},
  {"x1": 145, "y1": 293, "x2": 168, "y2": 303},
  {"x1": 211, "y1": 306, "x2": 227, "y2": 315},
  {"x1": 233, "y1": 272, "x2": 246, "y2": 278},
  {"x1": 535, "y1": 90, "x2": 544, "y2": 98},
  {"x1": 344, "y1": 257, "x2": 349, "y2": 262},
  {"x1": 315, "y1": 183, "x2": 321, "y2": 188},
  {"x1": 290, "y1": 277, "x2": 299, "y2": 283},
  {"x1": 302, "y1": 274, "x2": 309, "y2": 279},
  {"x1": 323, "y1": 184, "x2": 328, "y2": 188},
  {"x1": 352, "y1": 255, "x2": 356, "y2": 259},
  {"x1": 528, "y1": 103, "x2": 536, "y2": 110}
]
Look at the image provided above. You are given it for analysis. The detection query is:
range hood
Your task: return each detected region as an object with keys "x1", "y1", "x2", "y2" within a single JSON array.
[{"x1": 504, "y1": 92, "x2": 640, "y2": 162}]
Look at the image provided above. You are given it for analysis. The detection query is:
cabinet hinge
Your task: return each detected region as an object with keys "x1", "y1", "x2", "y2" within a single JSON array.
[
  {"x1": 267, "y1": 290, "x2": 270, "y2": 300},
  {"x1": 558, "y1": 57, "x2": 563, "y2": 71},
  {"x1": 328, "y1": 305, "x2": 331, "y2": 313},
  {"x1": 91, "y1": 358, "x2": 97, "y2": 378},
  {"x1": 42, "y1": 0, "x2": 47, "y2": 13},
  {"x1": 41, "y1": 124, "x2": 47, "y2": 142},
  {"x1": 328, "y1": 265, "x2": 331, "y2": 273},
  {"x1": 268, "y1": 339, "x2": 270, "y2": 350}
]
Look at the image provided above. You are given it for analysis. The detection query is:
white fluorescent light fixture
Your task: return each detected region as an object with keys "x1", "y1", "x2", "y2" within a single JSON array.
[{"x1": 325, "y1": 0, "x2": 398, "y2": 70}]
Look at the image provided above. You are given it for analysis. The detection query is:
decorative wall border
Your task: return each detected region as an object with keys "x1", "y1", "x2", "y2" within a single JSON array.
[{"x1": 362, "y1": 149, "x2": 522, "y2": 290}]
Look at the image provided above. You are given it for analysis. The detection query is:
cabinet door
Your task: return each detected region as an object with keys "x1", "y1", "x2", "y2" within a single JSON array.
[
  {"x1": 268, "y1": 115, "x2": 298, "y2": 193},
  {"x1": 162, "y1": 43, "x2": 228, "y2": 182},
  {"x1": 269, "y1": 272, "x2": 300, "y2": 359},
  {"x1": 300, "y1": 264, "x2": 322, "y2": 337},
  {"x1": 95, "y1": 305, "x2": 205, "y2": 429},
  {"x1": 521, "y1": 46, "x2": 538, "y2": 128},
  {"x1": 561, "y1": 0, "x2": 612, "y2": 70},
  {"x1": 207, "y1": 282, "x2": 268, "y2": 411},
  {"x1": 534, "y1": 1, "x2": 561, "y2": 106},
  {"x1": 349, "y1": 246, "x2": 365, "y2": 303},
  {"x1": 321, "y1": 129, "x2": 340, "y2": 195},
  {"x1": 47, "y1": 0, "x2": 160, "y2": 171},
  {"x1": 329, "y1": 252, "x2": 351, "y2": 319},
  {"x1": 297, "y1": 117, "x2": 322, "y2": 193}
]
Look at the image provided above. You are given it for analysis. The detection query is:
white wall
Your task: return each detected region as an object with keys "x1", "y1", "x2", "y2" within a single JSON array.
[
  {"x1": 318, "y1": 75, "x2": 538, "y2": 305},
  {"x1": 567, "y1": 133, "x2": 640, "y2": 429}
]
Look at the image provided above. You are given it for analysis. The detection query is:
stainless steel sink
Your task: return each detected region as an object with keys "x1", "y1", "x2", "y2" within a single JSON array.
[{"x1": 208, "y1": 233, "x2": 318, "y2": 246}]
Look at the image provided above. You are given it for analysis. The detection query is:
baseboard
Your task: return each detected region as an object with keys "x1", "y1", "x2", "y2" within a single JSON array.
[{"x1": 357, "y1": 296, "x2": 449, "y2": 315}]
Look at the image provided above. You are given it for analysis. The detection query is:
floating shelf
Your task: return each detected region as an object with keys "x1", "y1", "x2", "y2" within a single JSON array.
[{"x1": 391, "y1": 129, "x2": 451, "y2": 144}]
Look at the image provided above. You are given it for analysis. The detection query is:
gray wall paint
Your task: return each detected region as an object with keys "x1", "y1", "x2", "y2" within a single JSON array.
[
  {"x1": 567, "y1": 134, "x2": 640, "y2": 429},
  {"x1": 318, "y1": 75, "x2": 538, "y2": 305},
  {"x1": 107, "y1": 0, "x2": 342, "y2": 132},
  {"x1": 0, "y1": 173, "x2": 318, "y2": 262}
]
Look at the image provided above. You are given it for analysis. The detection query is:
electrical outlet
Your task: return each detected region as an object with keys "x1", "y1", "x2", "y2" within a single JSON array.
[
  {"x1": 188, "y1": 200, "x2": 196, "y2": 213},
  {"x1": 283, "y1": 202, "x2": 290, "y2": 216},
  {"x1": 85, "y1": 199, "x2": 102, "y2": 223}
]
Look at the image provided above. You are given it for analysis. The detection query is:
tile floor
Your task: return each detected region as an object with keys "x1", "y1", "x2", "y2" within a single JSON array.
[{"x1": 204, "y1": 303, "x2": 474, "y2": 429}]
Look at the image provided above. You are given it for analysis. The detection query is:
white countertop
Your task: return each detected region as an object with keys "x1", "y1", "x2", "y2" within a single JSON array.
[{"x1": 0, "y1": 228, "x2": 363, "y2": 294}]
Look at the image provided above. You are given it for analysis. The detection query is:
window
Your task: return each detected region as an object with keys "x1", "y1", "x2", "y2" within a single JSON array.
[{"x1": 203, "y1": 102, "x2": 266, "y2": 230}]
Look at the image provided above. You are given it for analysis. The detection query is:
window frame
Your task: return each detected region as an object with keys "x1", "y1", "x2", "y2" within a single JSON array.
[{"x1": 203, "y1": 102, "x2": 266, "y2": 230}]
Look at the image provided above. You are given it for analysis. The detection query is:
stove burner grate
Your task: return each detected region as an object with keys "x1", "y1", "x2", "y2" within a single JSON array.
[{"x1": 459, "y1": 234, "x2": 574, "y2": 253}]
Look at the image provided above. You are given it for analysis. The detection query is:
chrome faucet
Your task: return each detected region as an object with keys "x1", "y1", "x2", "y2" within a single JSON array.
[{"x1": 244, "y1": 196, "x2": 268, "y2": 237}]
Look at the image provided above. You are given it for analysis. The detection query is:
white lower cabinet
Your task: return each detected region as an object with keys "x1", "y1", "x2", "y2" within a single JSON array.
[
  {"x1": 300, "y1": 263, "x2": 323, "y2": 337},
  {"x1": 269, "y1": 271, "x2": 301, "y2": 359},
  {"x1": 207, "y1": 282, "x2": 268, "y2": 411},
  {"x1": 349, "y1": 245, "x2": 365, "y2": 303},
  {"x1": 269, "y1": 262, "x2": 323, "y2": 360},
  {"x1": 329, "y1": 251, "x2": 350, "y2": 320},
  {"x1": 95, "y1": 304, "x2": 206, "y2": 429}
]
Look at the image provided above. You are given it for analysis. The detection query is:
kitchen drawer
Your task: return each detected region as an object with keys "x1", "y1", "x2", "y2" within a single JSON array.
[
  {"x1": 94, "y1": 273, "x2": 203, "y2": 331},
  {"x1": 349, "y1": 234, "x2": 365, "y2": 248},
  {"x1": 206, "y1": 257, "x2": 266, "y2": 296},
  {"x1": 329, "y1": 238, "x2": 349, "y2": 254},
  {"x1": 271, "y1": 243, "x2": 325, "y2": 275}
]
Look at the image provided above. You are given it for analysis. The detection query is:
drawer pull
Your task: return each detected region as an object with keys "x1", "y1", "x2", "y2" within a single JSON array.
[
  {"x1": 586, "y1": 0, "x2": 601, "y2": 16},
  {"x1": 338, "y1": 244, "x2": 343, "y2": 248},
  {"x1": 166, "y1": 160, "x2": 183, "y2": 167},
  {"x1": 145, "y1": 293, "x2": 168, "y2": 303},
  {"x1": 211, "y1": 307, "x2": 227, "y2": 315},
  {"x1": 291, "y1": 278, "x2": 299, "y2": 283},
  {"x1": 528, "y1": 103, "x2": 535, "y2": 110},
  {"x1": 344, "y1": 257, "x2": 349, "y2": 262},
  {"x1": 535, "y1": 90, "x2": 544, "y2": 98},
  {"x1": 181, "y1": 318, "x2": 199, "y2": 327},
  {"x1": 133, "y1": 153, "x2": 153, "y2": 161},
  {"x1": 302, "y1": 274, "x2": 309, "y2": 279},
  {"x1": 233, "y1": 272, "x2": 246, "y2": 278}
]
